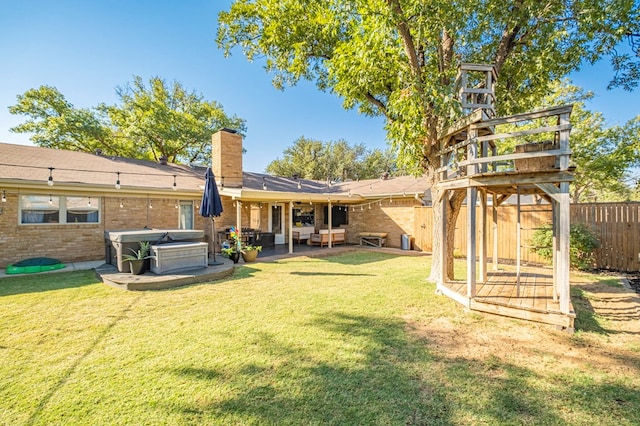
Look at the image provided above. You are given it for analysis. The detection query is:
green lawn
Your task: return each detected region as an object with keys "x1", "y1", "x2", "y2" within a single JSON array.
[{"x1": 1, "y1": 251, "x2": 638, "y2": 425}]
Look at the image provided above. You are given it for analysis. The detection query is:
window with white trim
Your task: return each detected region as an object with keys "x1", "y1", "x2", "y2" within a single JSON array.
[{"x1": 20, "y1": 195, "x2": 100, "y2": 224}]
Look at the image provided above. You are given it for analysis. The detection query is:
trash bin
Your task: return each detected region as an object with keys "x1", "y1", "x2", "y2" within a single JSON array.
[{"x1": 401, "y1": 234, "x2": 412, "y2": 250}]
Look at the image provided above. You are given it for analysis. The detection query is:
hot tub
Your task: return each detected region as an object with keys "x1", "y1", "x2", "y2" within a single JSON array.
[{"x1": 105, "y1": 229, "x2": 205, "y2": 272}]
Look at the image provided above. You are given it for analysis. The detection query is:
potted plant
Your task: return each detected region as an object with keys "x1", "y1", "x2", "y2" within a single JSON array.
[
  {"x1": 241, "y1": 244, "x2": 262, "y2": 263},
  {"x1": 221, "y1": 246, "x2": 241, "y2": 263},
  {"x1": 220, "y1": 227, "x2": 262, "y2": 263},
  {"x1": 122, "y1": 241, "x2": 152, "y2": 275}
]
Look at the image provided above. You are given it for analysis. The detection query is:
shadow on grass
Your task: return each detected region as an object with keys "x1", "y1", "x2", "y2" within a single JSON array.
[
  {"x1": 318, "y1": 250, "x2": 403, "y2": 266},
  {"x1": 25, "y1": 293, "x2": 144, "y2": 426},
  {"x1": 435, "y1": 355, "x2": 640, "y2": 424},
  {"x1": 0, "y1": 269, "x2": 99, "y2": 297},
  {"x1": 290, "y1": 271, "x2": 376, "y2": 277},
  {"x1": 168, "y1": 311, "x2": 452, "y2": 425},
  {"x1": 165, "y1": 309, "x2": 640, "y2": 424}
]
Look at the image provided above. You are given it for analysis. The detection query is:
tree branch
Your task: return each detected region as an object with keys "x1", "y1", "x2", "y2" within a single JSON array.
[{"x1": 365, "y1": 92, "x2": 388, "y2": 116}]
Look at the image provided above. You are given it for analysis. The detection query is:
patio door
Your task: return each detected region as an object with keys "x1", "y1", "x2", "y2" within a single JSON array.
[{"x1": 270, "y1": 203, "x2": 285, "y2": 244}]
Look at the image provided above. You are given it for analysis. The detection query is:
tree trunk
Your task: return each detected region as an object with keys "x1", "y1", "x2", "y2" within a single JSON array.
[{"x1": 429, "y1": 187, "x2": 465, "y2": 283}]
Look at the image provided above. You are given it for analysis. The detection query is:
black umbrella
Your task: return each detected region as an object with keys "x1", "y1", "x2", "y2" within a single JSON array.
[{"x1": 200, "y1": 167, "x2": 224, "y2": 265}]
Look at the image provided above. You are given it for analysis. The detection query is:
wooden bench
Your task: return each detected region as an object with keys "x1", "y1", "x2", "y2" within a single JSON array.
[{"x1": 358, "y1": 232, "x2": 388, "y2": 248}]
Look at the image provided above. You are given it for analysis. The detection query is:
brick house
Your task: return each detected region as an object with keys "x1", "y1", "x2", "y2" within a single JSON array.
[{"x1": 0, "y1": 129, "x2": 430, "y2": 268}]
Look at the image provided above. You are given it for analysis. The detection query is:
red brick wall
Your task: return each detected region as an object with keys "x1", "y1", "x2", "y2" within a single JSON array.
[
  {"x1": 342, "y1": 199, "x2": 419, "y2": 248},
  {"x1": 0, "y1": 194, "x2": 199, "y2": 268}
]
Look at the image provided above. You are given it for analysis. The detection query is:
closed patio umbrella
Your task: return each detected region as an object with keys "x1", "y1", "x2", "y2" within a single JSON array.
[{"x1": 200, "y1": 167, "x2": 224, "y2": 265}]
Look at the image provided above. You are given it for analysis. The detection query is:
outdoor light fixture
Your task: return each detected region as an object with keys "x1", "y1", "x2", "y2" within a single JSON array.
[
  {"x1": 149, "y1": 199, "x2": 153, "y2": 209},
  {"x1": 115, "y1": 172, "x2": 121, "y2": 189},
  {"x1": 297, "y1": 181, "x2": 302, "y2": 190},
  {"x1": 173, "y1": 175, "x2": 177, "y2": 191},
  {"x1": 1, "y1": 190, "x2": 6, "y2": 203},
  {"x1": 48, "y1": 167, "x2": 54, "y2": 186},
  {"x1": 120, "y1": 199, "x2": 124, "y2": 208},
  {"x1": 88, "y1": 197, "x2": 92, "y2": 206},
  {"x1": 49, "y1": 194, "x2": 52, "y2": 204},
  {"x1": 262, "y1": 178, "x2": 267, "y2": 191}
]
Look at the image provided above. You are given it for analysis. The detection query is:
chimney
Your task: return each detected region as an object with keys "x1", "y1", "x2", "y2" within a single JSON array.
[{"x1": 212, "y1": 129, "x2": 243, "y2": 188}]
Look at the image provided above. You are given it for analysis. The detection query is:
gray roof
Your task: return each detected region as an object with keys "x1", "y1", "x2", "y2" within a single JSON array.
[{"x1": 0, "y1": 142, "x2": 431, "y2": 199}]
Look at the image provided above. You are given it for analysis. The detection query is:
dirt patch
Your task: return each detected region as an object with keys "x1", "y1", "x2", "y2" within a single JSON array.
[{"x1": 406, "y1": 274, "x2": 640, "y2": 377}]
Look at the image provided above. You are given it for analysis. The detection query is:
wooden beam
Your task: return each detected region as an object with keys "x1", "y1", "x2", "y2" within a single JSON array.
[
  {"x1": 457, "y1": 148, "x2": 572, "y2": 167},
  {"x1": 467, "y1": 187, "x2": 477, "y2": 297},
  {"x1": 516, "y1": 187, "x2": 521, "y2": 297},
  {"x1": 492, "y1": 196, "x2": 499, "y2": 271},
  {"x1": 535, "y1": 183, "x2": 561, "y2": 203},
  {"x1": 472, "y1": 105, "x2": 574, "y2": 129},
  {"x1": 475, "y1": 124, "x2": 571, "y2": 144},
  {"x1": 558, "y1": 182, "x2": 571, "y2": 314},
  {"x1": 479, "y1": 189, "x2": 487, "y2": 282}
]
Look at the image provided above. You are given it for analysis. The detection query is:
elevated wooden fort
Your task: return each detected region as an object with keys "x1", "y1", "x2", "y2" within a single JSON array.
[{"x1": 436, "y1": 64, "x2": 574, "y2": 329}]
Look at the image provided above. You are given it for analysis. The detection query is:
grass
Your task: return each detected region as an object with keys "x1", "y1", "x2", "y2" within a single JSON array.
[{"x1": 1, "y1": 251, "x2": 639, "y2": 425}]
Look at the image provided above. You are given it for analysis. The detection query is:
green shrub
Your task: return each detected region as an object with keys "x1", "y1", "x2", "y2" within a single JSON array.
[{"x1": 529, "y1": 223, "x2": 600, "y2": 271}]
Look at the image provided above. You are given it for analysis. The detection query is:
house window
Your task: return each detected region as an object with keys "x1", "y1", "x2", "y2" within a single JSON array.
[
  {"x1": 66, "y1": 197, "x2": 99, "y2": 223},
  {"x1": 20, "y1": 195, "x2": 100, "y2": 225},
  {"x1": 323, "y1": 205, "x2": 349, "y2": 227},
  {"x1": 21, "y1": 195, "x2": 60, "y2": 224}
]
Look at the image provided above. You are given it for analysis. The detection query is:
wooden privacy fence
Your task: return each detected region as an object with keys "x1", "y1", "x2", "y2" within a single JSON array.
[{"x1": 413, "y1": 202, "x2": 640, "y2": 272}]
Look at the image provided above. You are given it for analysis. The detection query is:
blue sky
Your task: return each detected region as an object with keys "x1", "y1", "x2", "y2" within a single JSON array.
[{"x1": 1, "y1": 1, "x2": 638, "y2": 173}]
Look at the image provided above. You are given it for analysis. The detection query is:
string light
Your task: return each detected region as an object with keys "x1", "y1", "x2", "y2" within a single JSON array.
[
  {"x1": 173, "y1": 175, "x2": 177, "y2": 191},
  {"x1": 115, "y1": 172, "x2": 121, "y2": 189},
  {"x1": 262, "y1": 178, "x2": 267, "y2": 190},
  {"x1": 149, "y1": 199, "x2": 153, "y2": 209},
  {"x1": 48, "y1": 167, "x2": 54, "y2": 186},
  {"x1": 120, "y1": 199, "x2": 124, "y2": 208},
  {"x1": 87, "y1": 197, "x2": 92, "y2": 206},
  {"x1": 1, "y1": 190, "x2": 6, "y2": 203},
  {"x1": 297, "y1": 181, "x2": 302, "y2": 190},
  {"x1": 49, "y1": 194, "x2": 53, "y2": 204}
]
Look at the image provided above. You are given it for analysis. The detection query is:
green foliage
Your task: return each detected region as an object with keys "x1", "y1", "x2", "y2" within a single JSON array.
[
  {"x1": 265, "y1": 136, "x2": 398, "y2": 179},
  {"x1": 9, "y1": 77, "x2": 246, "y2": 164},
  {"x1": 218, "y1": 0, "x2": 640, "y2": 170},
  {"x1": 122, "y1": 241, "x2": 152, "y2": 260},
  {"x1": 529, "y1": 223, "x2": 601, "y2": 270}
]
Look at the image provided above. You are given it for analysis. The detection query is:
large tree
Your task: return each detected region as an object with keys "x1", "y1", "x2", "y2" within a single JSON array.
[
  {"x1": 217, "y1": 0, "x2": 640, "y2": 281},
  {"x1": 9, "y1": 76, "x2": 246, "y2": 164},
  {"x1": 266, "y1": 136, "x2": 398, "y2": 180}
]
